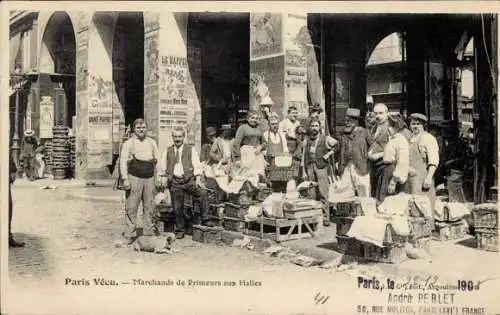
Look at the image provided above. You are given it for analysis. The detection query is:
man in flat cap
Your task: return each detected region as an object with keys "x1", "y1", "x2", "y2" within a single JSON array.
[
  {"x1": 200, "y1": 126, "x2": 217, "y2": 164},
  {"x1": 337, "y1": 108, "x2": 371, "y2": 197},
  {"x1": 407, "y1": 113, "x2": 440, "y2": 210}
]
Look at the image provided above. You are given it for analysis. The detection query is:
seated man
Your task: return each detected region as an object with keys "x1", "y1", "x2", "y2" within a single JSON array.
[{"x1": 159, "y1": 127, "x2": 214, "y2": 239}]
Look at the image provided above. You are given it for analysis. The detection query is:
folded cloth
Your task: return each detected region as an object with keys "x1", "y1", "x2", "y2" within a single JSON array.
[
  {"x1": 390, "y1": 216, "x2": 410, "y2": 236},
  {"x1": 411, "y1": 195, "x2": 433, "y2": 218},
  {"x1": 444, "y1": 202, "x2": 471, "y2": 221},
  {"x1": 355, "y1": 197, "x2": 378, "y2": 217},
  {"x1": 378, "y1": 193, "x2": 413, "y2": 216},
  {"x1": 347, "y1": 216, "x2": 391, "y2": 247}
]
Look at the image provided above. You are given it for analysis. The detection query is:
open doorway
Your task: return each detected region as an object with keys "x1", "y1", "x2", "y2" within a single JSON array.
[
  {"x1": 366, "y1": 32, "x2": 406, "y2": 116},
  {"x1": 188, "y1": 13, "x2": 250, "y2": 141}
]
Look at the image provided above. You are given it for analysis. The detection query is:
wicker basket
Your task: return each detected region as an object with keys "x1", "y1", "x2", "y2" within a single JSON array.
[
  {"x1": 335, "y1": 217, "x2": 354, "y2": 236},
  {"x1": 363, "y1": 242, "x2": 407, "y2": 264},
  {"x1": 223, "y1": 216, "x2": 248, "y2": 232},
  {"x1": 228, "y1": 190, "x2": 255, "y2": 206},
  {"x1": 409, "y1": 217, "x2": 434, "y2": 239},
  {"x1": 472, "y1": 205, "x2": 498, "y2": 229},
  {"x1": 256, "y1": 186, "x2": 273, "y2": 202},
  {"x1": 409, "y1": 236, "x2": 431, "y2": 251},
  {"x1": 224, "y1": 202, "x2": 253, "y2": 219},
  {"x1": 336, "y1": 235, "x2": 364, "y2": 257},
  {"x1": 265, "y1": 163, "x2": 299, "y2": 182},
  {"x1": 475, "y1": 228, "x2": 498, "y2": 252}
]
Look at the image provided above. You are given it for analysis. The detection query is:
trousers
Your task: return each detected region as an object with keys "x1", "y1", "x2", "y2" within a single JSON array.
[
  {"x1": 123, "y1": 174, "x2": 155, "y2": 238},
  {"x1": 169, "y1": 177, "x2": 209, "y2": 233},
  {"x1": 447, "y1": 169, "x2": 466, "y2": 203},
  {"x1": 305, "y1": 164, "x2": 331, "y2": 220}
]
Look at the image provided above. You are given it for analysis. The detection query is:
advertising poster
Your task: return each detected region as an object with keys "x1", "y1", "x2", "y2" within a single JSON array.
[
  {"x1": 284, "y1": 13, "x2": 308, "y2": 68},
  {"x1": 39, "y1": 96, "x2": 54, "y2": 138},
  {"x1": 250, "y1": 55, "x2": 285, "y2": 117},
  {"x1": 145, "y1": 32, "x2": 160, "y2": 85},
  {"x1": 250, "y1": 13, "x2": 283, "y2": 59},
  {"x1": 144, "y1": 11, "x2": 160, "y2": 33},
  {"x1": 426, "y1": 62, "x2": 446, "y2": 121},
  {"x1": 285, "y1": 68, "x2": 308, "y2": 118}
]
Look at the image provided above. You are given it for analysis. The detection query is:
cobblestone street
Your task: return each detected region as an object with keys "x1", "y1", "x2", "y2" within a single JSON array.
[{"x1": 5, "y1": 181, "x2": 500, "y2": 315}]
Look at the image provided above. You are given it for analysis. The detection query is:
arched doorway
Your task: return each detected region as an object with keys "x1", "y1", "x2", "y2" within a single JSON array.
[
  {"x1": 112, "y1": 13, "x2": 145, "y2": 128},
  {"x1": 366, "y1": 32, "x2": 407, "y2": 117},
  {"x1": 39, "y1": 11, "x2": 76, "y2": 132}
]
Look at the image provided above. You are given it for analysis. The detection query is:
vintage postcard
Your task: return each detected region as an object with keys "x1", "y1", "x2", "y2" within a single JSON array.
[{"x1": 1, "y1": 1, "x2": 499, "y2": 314}]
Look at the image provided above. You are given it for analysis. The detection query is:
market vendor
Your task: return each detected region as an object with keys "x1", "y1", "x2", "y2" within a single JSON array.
[
  {"x1": 279, "y1": 105, "x2": 301, "y2": 153},
  {"x1": 209, "y1": 124, "x2": 233, "y2": 176},
  {"x1": 303, "y1": 104, "x2": 326, "y2": 134},
  {"x1": 301, "y1": 119, "x2": 338, "y2": 226},
  {"x1": 368, "y1": 103, "x2": 391, "y2": 198},
  {"x1": 337, "y1": 108, "x2": 371, "y2": 197},
  {"x1": 406, "y1": 113, "x2": 440, "y2": 210},
  {"x1": 376, "y1": 113, "x2": 410, "y2": 202},
  {"x1": 21, "y1": 129, "x2": 39, "y2": 181},
  {"x1": 232, "y1": 110, "x2": 267, "y2": 176},
  {"x1": 264, "y1": 112, "x2": 290, "y2": 192},
  {"x1": 200, "y1": 126, "x2": 217, "y2": 164}
]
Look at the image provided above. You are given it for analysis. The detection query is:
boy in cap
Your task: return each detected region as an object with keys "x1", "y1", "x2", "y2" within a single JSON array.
[
  {"x1": 406, "y1": 113, "x2": 440, "y2": 210},
  {"x1": 210, "y1": 124, "x2": 233, "y2": 175},
  {"x1": 337, "y1": 108, "x2": 371, "y2": 197}
]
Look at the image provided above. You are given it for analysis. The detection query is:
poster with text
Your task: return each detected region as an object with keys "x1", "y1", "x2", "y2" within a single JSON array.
[{"x1": 250, "y1": 13, "x2": 283, "y2": 59}]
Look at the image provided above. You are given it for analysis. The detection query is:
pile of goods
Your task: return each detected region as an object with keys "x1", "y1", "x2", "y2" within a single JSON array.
[
  {"x1": 330, "y1": 193, "x2": 436, "y2": 264},
  {"x1": 51, "y1": 125, "x2": 69, "y2": 180},
  {"x1": 432, "y1": 200, "x2": 470, "y2": 241},
  {"x1": 472, "y1": 203, "x2": 498, "y2": 252},
  {"x1": 68, "y1": 135, "x2": 76, "y2": 178}
]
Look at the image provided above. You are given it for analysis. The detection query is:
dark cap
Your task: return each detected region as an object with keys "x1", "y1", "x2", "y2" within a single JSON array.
[
  {"x1": 409, "y1": 113, "x2": 428, "y2": 123},
  {"x1": 205, "y1": 127, "x2": 217, "y2": 136}
]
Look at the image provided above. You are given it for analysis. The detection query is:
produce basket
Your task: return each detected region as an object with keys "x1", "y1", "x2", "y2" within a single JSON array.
[
  {"x1": 475, "y1": 228, "x2": 498, "y2": 252},
  {"x1": 363, "y1": 242, "x2": 407, "y2": 264},
  {"x1": 336, "y1": 235, "x2": 364, "y2": 257},
  {"x1": 265, "y1": 163, "x2": 299, "y2": 182},
  {"x1": 472, "y1": 204, "x2": 498, "y2": 229},
  {"x1": 335, "y1": 217, "x2": 354, "y2": 236},
  {"x1": 409, "y1": 217, "x2": 434, "y2": 239}
]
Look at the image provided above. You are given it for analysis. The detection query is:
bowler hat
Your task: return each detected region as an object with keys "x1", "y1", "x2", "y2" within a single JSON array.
[
  {"x1": 346, "y1": 108, "x2": 360, "y2": 118},
  {"x1": 409, "y1": 113, "x2": 428, "y2": 123},
  {"x1": 24, "y1": 129, "x2": 35, "y2": 137},
  {"x1": 205, "y1": 127, "x2": 216, "y2": 136}
]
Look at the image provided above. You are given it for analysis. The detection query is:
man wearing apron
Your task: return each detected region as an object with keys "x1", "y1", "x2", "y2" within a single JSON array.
[
  {"x1": 368, "y1": 103, "x2": 391, "y2": 198},
  {"x1": 406, "y1": 113, "x2": 440, "y2": 211},
  {"x1": 279, "y1": 105, "x2": 301, "y2": 153},
  {"x1": 264, "y1": 112, "x2": 289, "y2": 192}
]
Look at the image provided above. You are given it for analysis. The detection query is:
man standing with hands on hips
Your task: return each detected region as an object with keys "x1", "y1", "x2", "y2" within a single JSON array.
[
  {"x1": 159, "y1": 127, "x2": 214, "y2": 239},
  {"x1": 120, "y1": 119, "x2": 161, "y2": 241}
]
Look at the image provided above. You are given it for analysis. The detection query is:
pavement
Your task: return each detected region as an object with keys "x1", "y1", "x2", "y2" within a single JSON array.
[{"x1": 5, "y1": 178, "x2": 500, "y2": 315}]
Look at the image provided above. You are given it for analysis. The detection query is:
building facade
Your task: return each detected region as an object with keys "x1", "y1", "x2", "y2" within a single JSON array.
[{"x1": 9, "y1": 11, "x2": 497, "y2": 202}]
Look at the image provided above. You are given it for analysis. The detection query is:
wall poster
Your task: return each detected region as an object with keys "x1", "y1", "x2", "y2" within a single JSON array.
[
  {"x1": 250, "y1": 13, "x2": 283, "y2": 59},
  {"x1": 425, "y1": 62, "x2": 446, "y2": 122},
  {"x1": 250, "y1": 55, "x2": 285, "y2": 117},
  {"x1": 39, "y1": 96, "x2": 54, "y2": 138},
  {"x1": 331, "y1": 64, "x2": 350, "y2": 132}
]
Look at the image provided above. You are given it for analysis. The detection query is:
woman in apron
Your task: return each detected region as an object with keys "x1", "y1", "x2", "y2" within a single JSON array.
[
  {"x1": 406, "y1": 113, "x2": 440, "y2": 211},
  {"x1": 264, "y1": 112, "x2": 289, "y2": 192},
  {"x1": 377, "y1": 113, "x2": 410, "y2": 202}
]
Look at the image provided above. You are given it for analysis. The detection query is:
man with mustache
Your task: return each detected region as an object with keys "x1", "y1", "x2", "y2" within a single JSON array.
[
  {"x1": 368, "y1": 103, "x2": 391, "y2": 198},
  {"x1": 264, "y1": 112, "x2": 289, "y2": 192},
  {"x1": 301, "y1": 119, "x2": 338, "y2": 226},
  {"x1": 120, "y1": 119, "x2": 161, "y2": 241},
  {"x1": 160, "y1": 127, "x2": 214, "y2": 239},
  {"x1": 337, "y1": 108, "x2": 371, "y2": 197},
  {"x1": 279, "y1": 105, "x2": 301, "y2": 153}
]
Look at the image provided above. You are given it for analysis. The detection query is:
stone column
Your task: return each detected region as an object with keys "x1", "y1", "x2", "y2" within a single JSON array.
[
  {"x1": 250, "y1": 13, "x2": 324, "y2": 123},
  {"x1": 145, "y1": 12, "x2": 202, "y2": 155}
]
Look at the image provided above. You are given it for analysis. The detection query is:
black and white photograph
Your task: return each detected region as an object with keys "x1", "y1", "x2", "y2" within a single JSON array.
[{"x1": 2, "y1": 2, "x2": 500, "y2": 315}]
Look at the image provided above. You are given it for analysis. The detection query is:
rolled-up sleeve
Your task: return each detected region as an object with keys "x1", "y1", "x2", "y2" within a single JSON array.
[
  {"x1": 424, "y1": 133, "x2": 440, "y2": 167},
  {"x1": 393, "y1": 137, "x2": 409, "y2": 184},
  {"x1": 232, "y1": 126, "x2": 245, "y2": 160},
  {"x1": 191, "y1": 147, "x2": 202, "y2": 176}
]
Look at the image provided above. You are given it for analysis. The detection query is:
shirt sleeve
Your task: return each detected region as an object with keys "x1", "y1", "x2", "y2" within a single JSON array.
[
  {"x1": 232, "y1": 126, "x2": 245, "y2": 160},
  {"x1": 383, "y1": 138, "x2": 397, "y2": 163},
  {"x1": 150, "y1": 139, "x2": 162, "y2": 174},
  {"x1": 209, "y1": 140, "x2": 222, "y2": 162},
  {"x1": 191, "y1": 147, "x2": 202, "y2": 177},
  {"x1": 424, "y1": 133, "x2": 440, "y2": 167},
  {"x1": 119, "y1": 140, "x2": 132, "y2": 179},
  {"x1": 325, "y1": 136, "x2": 338, "y2": 150},
  {"x1": 281, "y1": 132, "x2": 289, "y2": 153},
  {"x1": 393, "y1": 137, "x2": 410, "y2": 184}
]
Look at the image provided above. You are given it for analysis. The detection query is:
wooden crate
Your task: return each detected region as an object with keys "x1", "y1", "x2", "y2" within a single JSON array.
[
  {"x1": 208, "y1": 203, "x2": 225, "y2": 227},
  {"x1": 335, "y1": 217, "x2": 354, "y2": 236},
  {"x1": 245, "y1": 215, "x2": 323, "y2": 242},
  {"x1": 475, "y1": 229, "x2": 498, "y2": 252},
  {"x1": 409, "y1": 217, "x2": 434, "y2": 240},
  {"x1": 265, "y1": 163, "x2": 299, "y2": 181},
  {"x1": 192, "y1": 225, "x2": 224, "y2": 244},
  {"x1": 363, "y1": 242, "x2": 407, "y2": 264},
  {"x1": 225, "y1": 202, "x2": 252, "y2": 220},
  {"x1": 336, "y1": 235, "x2": 365, "y2": 257},
  {"x1": 223, "y1": 216, "x2": 249, "y2": 233},
  {"x1": 432, "y1": 221, "x2": 468, "y2": 241},
  {"x1": 284, "y1": 208, "x2": 323, "y2": 219},
  {"x1": 331, "y1": 201, "x2": 357, "y2": 217}
]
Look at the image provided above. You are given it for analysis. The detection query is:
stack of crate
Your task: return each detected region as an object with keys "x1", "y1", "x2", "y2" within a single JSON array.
[
  {"x1": 222, "y1": 181, "x2": 259, "y2": 232},
  {"x1": 432, "y1": 203, "x2": 469, "y2": 241},
  {"x1": 472, "y1": 203, "x2": 498, "y2": 252},
  {"x1": 43, "y1": 139, "x2": 53, "y2": 177},
  {"x1": 407, "y1": 197, "x2": 435, "y2": 249}
]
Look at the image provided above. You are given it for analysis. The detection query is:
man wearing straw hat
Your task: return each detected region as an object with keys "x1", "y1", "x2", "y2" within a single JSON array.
[
  {"x1": 337, "y1": 108, "x2": 371, "y2": 197},
  {"x1": 406, "y1": 113, "x2": 440, "y2": 210},
  {"x1": 21, "y1": 129, "x2": 39, "y2": 181}
]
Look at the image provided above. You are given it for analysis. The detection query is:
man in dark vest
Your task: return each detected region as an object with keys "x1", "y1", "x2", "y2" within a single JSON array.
[
  {"x1": 9, "y1": 151, "x2": 25, "y2": 247},
  {"x1": 160, "y1": 127, "x2": 214, "y2": 239},
  {"x1": 337, "y1": 108, "x2": 371, "y2": 197},
  {"x1": 301, "y1": 119, "x2": 338, "y2": 226}
]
